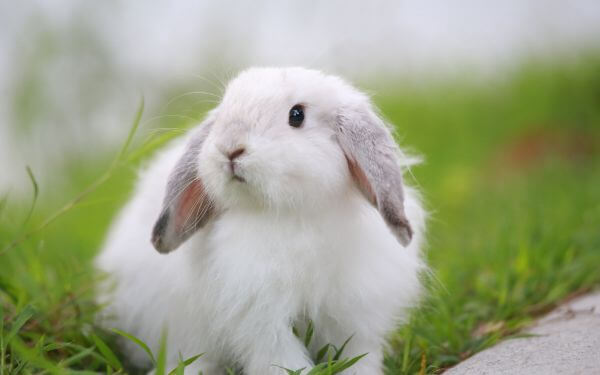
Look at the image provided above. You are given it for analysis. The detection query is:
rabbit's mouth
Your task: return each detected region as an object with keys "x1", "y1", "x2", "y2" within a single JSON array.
[
  {"x1": 229, "y1": 161, "x2": 246, "y2": 183},
  {"x1": 232, "y1": 174, "x2": 246, "y2": 183}
]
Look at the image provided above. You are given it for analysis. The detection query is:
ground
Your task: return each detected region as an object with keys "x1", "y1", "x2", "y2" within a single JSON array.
[{"x1": 446, "y1": 291, "x2": 600, "y2": 375}]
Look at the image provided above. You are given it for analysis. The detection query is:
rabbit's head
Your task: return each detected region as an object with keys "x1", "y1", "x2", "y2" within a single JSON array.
[{"x1": 152, "y1": 67, "x2": 413, "y2": 253}]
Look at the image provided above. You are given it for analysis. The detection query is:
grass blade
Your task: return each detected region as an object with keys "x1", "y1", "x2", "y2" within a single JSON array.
[
  {"x1": 155, "y1": 329, "x2": 168, "y2": 375},
  {"x1": 173, "y1": 358, "x2": 185, "y2": 375},
  {"x1": 11, "y1": 357, "x2": 27, "y2": 374},
  {"x1": 315, "y1": 344, "x2": 331, "y2": 363},
  {"x1": 304, "y1": 320, "x2": 314, "y2": 348},
  {"x1": 5, "y1": 305, "x2": 35, "y2": 347},
  {"x1": 59, "y1": 346, "x2": 96, "y2": 367},
  {"x1": 111, "y1": 328, "x2": 155, "y2": 365},
  {"x1": 273, "y1": 365, "x2": 305, "y2": 375},
  {"x1": 90, "y1": 333, "x2": 123, "y2": 370},
  {"x1": 0, "y1": 304, "x2": 4, "y2": 375},
  {"x1": 114, "y1": 97, "x2": 144, "y2": 166},
  {"x1": 21, "y1": 166, "x2": 39, "y2": 227},
  {"x1": 43, "y1": 342, "x2": 70, "y2": 352},
  {"x1": 168, "y1": 353, "x2": 203, "y2": 375},
  {"x1": 333, "y1": 335, "x2": 354, "y2": 361},
  {"x1": 331, "y1": 354, "x2": 367, "y2": 373}
]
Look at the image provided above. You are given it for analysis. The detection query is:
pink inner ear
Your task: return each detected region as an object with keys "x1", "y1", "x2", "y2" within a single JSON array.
[
  {"x1": 345, "y1": 156, "x2": 377, "y2": 206},
  {"x1": 174, "y1": 179, "x2": 206, "y2": 232}
]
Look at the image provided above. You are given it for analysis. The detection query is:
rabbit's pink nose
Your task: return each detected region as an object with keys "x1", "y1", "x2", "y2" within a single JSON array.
[{"x1": 227, "y1": 147, "x2": 245, "y2": 161}]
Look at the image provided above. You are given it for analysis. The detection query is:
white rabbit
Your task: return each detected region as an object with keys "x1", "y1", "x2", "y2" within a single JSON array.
[{"x1": 96, "y1": 67, "x2": 426, "y2": 375}]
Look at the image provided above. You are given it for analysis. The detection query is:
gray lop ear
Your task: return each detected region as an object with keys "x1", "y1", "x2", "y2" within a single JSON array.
[
  {"x1": 336, "y1": 105, "x2": 413, "y2": 247},
  {"x1": 151, "y1": 122, "x2": 215, "y2": 253}
]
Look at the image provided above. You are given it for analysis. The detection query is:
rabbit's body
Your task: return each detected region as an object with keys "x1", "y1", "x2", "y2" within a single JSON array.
[{"x1": 97, "y1": 67, "x2": 426, "y2": 374}]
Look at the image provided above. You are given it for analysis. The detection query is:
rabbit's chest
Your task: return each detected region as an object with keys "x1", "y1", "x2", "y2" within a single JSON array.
[
  {"x1": 201, "y1": 211, "x2": 347, "y2": 296},
  {"x1": 216, "y1": 215, "x2": 324, "y2": 266},
  {"x1": 183, "y1": 201, "x2": 405, "y2": 323}
]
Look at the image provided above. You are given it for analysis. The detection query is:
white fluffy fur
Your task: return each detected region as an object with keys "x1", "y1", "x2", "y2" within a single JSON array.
[{"x1": 96, "y1": 67, "x2": 426, "y2": 374}]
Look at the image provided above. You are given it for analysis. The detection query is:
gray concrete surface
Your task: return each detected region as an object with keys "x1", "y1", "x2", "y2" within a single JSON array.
[{"x1": 446, "y1": 292, "x2": 600, "y2": 375}]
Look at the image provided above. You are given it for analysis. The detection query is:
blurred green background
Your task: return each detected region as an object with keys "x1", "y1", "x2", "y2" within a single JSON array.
[{"x1": 1, "y1": 2, "x2": 600, "y2": 374}]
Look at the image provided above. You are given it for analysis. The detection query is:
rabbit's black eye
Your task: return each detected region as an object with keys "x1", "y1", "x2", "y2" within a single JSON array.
[{"x1": 288, "y1": 105, "x2": 304, "y2": 128}]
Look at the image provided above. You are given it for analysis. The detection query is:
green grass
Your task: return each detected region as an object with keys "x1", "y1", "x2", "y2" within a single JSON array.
[{"x1": 1, "y1": 56, "x2": 600, "y2": 374}]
